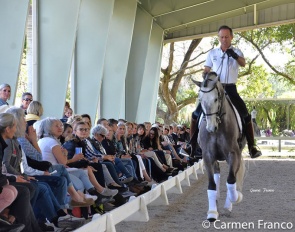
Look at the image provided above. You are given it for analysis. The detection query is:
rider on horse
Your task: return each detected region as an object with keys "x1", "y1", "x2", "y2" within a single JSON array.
[{"x1": 190, "y1": 25, "x2": 261, "y2": 159}]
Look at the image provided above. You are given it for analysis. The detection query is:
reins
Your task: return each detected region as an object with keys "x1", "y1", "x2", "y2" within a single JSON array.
[{"x1": 200, "y1": 80, "x2": 225, "y2": 121}]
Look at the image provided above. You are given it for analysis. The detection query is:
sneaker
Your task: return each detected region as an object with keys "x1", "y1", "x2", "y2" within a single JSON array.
[
  {"x1": 108, "y1": 184, "x2": 128, "y2": 193},
  {"x1": 57, "y1": 214, "x2": 85, "y2": 229},
  {"x1": 85, "y1": 193, "x2": 98, "y2": 201},
  {"x1": 92, "y1": 202, "x2": 106, "y2": 215},
  {"x1": 87, "y1": 188, "x2": 107, "y2": 203},
  {"x1": 100, "y1": 188, "x2": 118, "y2": 197},
  {"x1": 119, "y1": 175, "x2": 133, "y2": 184},
  {"x1": 95, "y1": 194, "x2": 114, "y2": 204},
  {"x1": 121, "y1": 190, "x2": 137, "y2": 198},
  {"x1": 103, "y1": 202, "x2": 116, "y2": 211}
]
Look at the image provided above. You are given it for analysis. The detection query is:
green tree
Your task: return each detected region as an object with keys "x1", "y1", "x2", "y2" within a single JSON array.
[{"x1": 237, "y1": 24, "x2": 295, "y2": 85}]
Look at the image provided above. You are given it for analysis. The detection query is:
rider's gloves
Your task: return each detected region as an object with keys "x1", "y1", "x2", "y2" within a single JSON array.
[{"x1": 226, "y1": 49, "x2": 239, "y2": 60}]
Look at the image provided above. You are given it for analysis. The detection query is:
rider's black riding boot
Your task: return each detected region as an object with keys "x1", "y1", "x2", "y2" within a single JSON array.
[
  {"x1": 245, "y1": 116, "x2": 262, "y2": 158},
  {"x1": 189, "y1": 117, "x2": 202, "y2": 158}
]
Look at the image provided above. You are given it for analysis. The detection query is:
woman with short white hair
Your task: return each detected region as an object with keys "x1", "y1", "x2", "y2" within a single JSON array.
[{"x1": 0, "y1": 84, "x2": 11, "y2": 106}]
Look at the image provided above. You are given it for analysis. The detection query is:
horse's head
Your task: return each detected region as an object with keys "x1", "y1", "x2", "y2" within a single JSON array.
[{"x1": 198, "y1": 72, "x2": 223, "y2": 133}]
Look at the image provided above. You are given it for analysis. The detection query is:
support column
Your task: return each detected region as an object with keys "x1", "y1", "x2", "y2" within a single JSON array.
[
  {"x1": 0, "y1": 0, "x2": 30, "y2": 105},
  {"x1": 136, "y1": 23, "x2": 164, "y2": 123},
  {"x1": 75, "y1": 0, "x2": 115, "y2": 124},
  {"x1": 38, "y1": 0, "x2": 81, "y2": 117},
  {"x1": 125, "y1": 7, "x2": 153, "y2": 122},
  {"x1": 101, "y1": 0, "x2": 137, "y2": 120}
]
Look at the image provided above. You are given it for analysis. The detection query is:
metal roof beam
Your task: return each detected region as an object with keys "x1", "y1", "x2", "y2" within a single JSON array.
[
  {"x1": 154, "y1": 0, "x2": 215, "y2": 18},
  {"x1": 164, "y1": 0, "x2": 271, "y2": 32}
]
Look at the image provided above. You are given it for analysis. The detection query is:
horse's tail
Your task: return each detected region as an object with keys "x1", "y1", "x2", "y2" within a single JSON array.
[{"x1": 236, "y1": 155, "x2": 245, "y2": 191}]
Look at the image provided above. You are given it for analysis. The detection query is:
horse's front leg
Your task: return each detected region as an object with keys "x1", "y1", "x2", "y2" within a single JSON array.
[
  {"x1": 213, "y1": 161, "x2": 220, "y2": 200},
  {"x1": 204, "y1": 156, "x2": 219, "y2": 222},
  {"x1": 226, "y1": 152, "x2": 243, "y2": 204}
]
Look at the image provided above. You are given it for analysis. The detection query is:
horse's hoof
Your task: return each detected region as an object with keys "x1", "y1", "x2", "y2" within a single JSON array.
[
  {"x1": 222, "y1": 209, "x2": 232, "y2": 217},
  {"x1": 224, "y1": 204, "x2": 232, "y2": 212},
  {"x1": 207, "y1": 210, "x2": 218, "y2": 221},
  {"x1": 207, "y1": 218, "x2": 216, "y2": 222},
  {"x1": 231, "y1": 191, "x2": 243, "y2": 204},
  {"x1": 235, "y1": 191, "x2": 243, "y2": 203}
]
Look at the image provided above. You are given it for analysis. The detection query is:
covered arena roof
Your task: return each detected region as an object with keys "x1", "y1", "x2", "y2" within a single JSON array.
[{"x1": 139, "y1": 0, "x2": 295, "y2": 42}]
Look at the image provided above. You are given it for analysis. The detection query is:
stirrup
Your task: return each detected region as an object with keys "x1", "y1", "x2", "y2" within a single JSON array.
[{"x1": 249, "y1": 145, "x2": 262, "y2": 159}]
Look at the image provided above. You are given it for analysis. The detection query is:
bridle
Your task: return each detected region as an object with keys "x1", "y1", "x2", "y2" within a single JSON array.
[{"x1": 199, "y1": 78, "x2": 225, "y2": 123}]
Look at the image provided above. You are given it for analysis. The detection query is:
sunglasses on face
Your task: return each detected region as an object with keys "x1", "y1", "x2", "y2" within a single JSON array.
[
  {"x1": 77, "y1": 128, "x2": 89, "y2": 132},
  {"x1": 24, "y1": 98, "x2": 33, "y2": 102}
]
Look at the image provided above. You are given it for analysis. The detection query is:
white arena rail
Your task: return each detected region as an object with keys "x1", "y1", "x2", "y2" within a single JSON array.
[{"x1": 74, "y1": 160, "x2": 204, "y2": 232}]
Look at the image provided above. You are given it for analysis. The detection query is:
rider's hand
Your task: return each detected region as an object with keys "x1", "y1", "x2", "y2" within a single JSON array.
[{"x1": 226, "y1": 49, "x2": 239, "y2": 60}]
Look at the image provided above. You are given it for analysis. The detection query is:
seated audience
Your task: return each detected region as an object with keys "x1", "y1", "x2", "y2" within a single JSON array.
[
  {"x1": 4, "y1": 107, "x2": 86, "y2": 230},
  {"x1": 37, "y1": 118, "x2": 110, "y2": 203},
  {"x1": 62, "y1": 121, "x2": 118, "y2": 198}
]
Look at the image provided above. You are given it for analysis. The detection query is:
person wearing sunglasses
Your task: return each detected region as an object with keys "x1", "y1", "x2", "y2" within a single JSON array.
[
  {"x1": 0, "y1": 84, "x2": 11, "y2": 106},
  {"x1": 20, "y1": 92, "x2": 33, "y2": 114}
]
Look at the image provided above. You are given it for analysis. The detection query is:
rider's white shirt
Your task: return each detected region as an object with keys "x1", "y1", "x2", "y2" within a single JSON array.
[{"x1": 204, "y1": 46, "x2": 244, "y2": 84}]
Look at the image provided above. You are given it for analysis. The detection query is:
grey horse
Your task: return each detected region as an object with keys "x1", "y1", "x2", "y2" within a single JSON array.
[{"x1": 192, "y1": 72, "x2": 246, "y2": 221}]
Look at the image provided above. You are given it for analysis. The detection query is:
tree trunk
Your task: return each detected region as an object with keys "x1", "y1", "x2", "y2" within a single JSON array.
[{"x1": 158, "y1": 39, "x2": 202, "y2": 124}]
